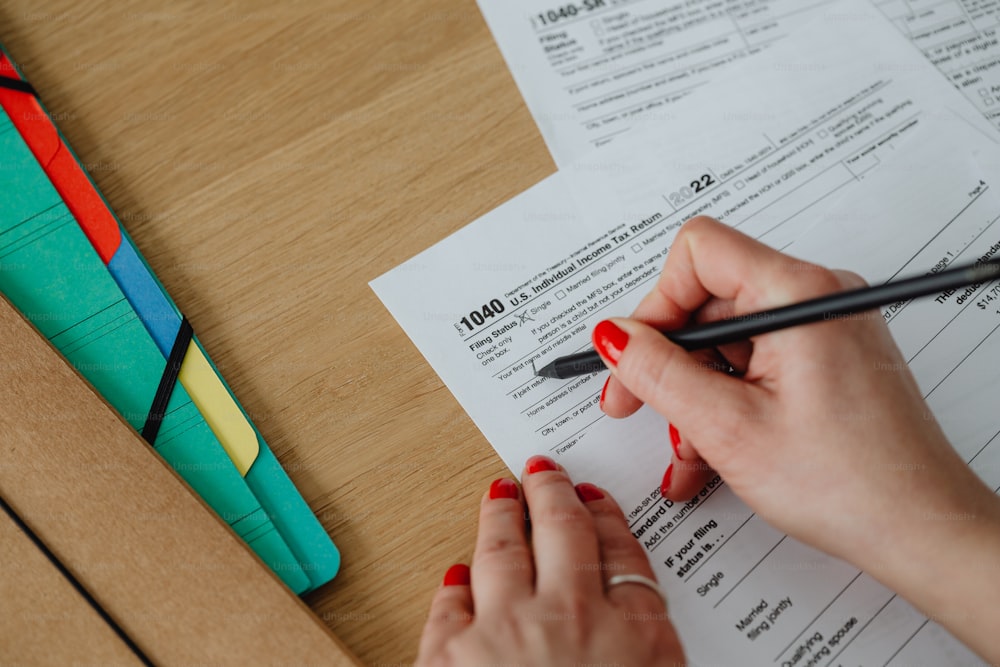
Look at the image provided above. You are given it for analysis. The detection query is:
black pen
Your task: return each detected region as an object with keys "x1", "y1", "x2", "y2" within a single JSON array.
[{"x1": 534, "y1": 258, "x2": 1000, "y2": 380}]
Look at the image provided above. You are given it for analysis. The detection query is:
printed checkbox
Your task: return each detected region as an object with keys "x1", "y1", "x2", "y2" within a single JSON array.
[
  {"x1": 631, "y1": 243, "x2": 642, "y2": 253},
  {"x1": 981, "y1": 87, "x2": 990, "y2": 97},
  {"x1": 555, "y1": 289, "x2": 566, "y2": 300},
  {"x1": 818, "y1": 129, "x2": 829, "y2": 139},
  {"x1": 987, "y1": 98, "x2": 995, "y2": 106},
  {"x1": 734, "y1": 179, "x2": 746, "y2": 190}
]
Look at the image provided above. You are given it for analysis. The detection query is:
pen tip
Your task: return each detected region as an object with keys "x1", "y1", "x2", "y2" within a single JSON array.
[{"x1": 534, "y1": 361, "x2": 560, "y2": 379}]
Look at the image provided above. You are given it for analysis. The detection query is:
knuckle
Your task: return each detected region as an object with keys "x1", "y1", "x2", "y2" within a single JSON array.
[
  {"x1": 529, "y1": 469, "x2": 572, "y2": 489},
  {"x1": 428, "y1": 595, "x2": 471, "y2": 625},
  {"x1": 833, "y1": 268, "x2": 869, "y2": 289},
  {"x1": 524, "y1": 469, "x2": 576, "y2": 500},
  {"x1": 624, "y1": 337, "x2": 682, "y2": 401},
  {"x1": 430, "y1": 606, "x2": 472, "y2": 626},
  {"x1": 480, "y1": 495, "x2": 522, "y2": 522},
  {"x1": 646, "y1": 349, "x2": 679, "y2": 401},
  {"x1": 564, "y1": 590, "x2": 593, "y2": 618},
  {"x1": 552, "y1": 591, "x2": 593, "y2": 634},
  {"x1": 789, "y1": 264, "x2": 843, "y2": 300},
  {"x1": 476, "y1": 535, "x2": 530, "y2": 564},
  {"x1": 478, "y1": 606, "x2": 523, "y2": 642},
  {"x1": 533, "y1": 501, "x2": 592, "y2": 527}
]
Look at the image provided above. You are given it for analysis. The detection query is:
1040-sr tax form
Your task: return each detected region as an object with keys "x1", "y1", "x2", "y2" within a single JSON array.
[
  {"x1": 478, "y1": 0, "x2": 1000, "y2": 166},
  {"x1": 372, "y1": 8, "x2": 997, "y2": 666}
]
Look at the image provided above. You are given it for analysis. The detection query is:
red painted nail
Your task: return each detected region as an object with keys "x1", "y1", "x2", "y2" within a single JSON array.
[
  {"x1": 592, "y1": 320, "x2": 629, "y2": 367},
  {"x1": 575, "y1": 482, "x2": 605, "y2": 503},
  {"x1": 669, "y1": 423, "x2": 684, "y2": 461},
  {"x1": 599, "y1": 377, "x2": 610, "y2": 408},
  {"x1": 525, "y1": 455, "x2": 560, "y2": 474},
  {"x1": 489, "y1": 478, "x2": 519, "y2": 500},
  {"x1": 661, "y1": 464, "x2": 674, "y2": 498},
  {"x1": 442, "y1": 563, "x2": 470, "y2": 587}
]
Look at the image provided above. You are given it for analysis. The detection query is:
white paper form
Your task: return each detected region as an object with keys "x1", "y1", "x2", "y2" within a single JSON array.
[
  {"x1": 789, "y1": 123, "x2": 1000, "y2": 503},
  {"x1": 875, "y1": 0, "x2": 1000, "y2": 129},
  {"x1": 477, "y1": 0, "x2": 1000, "y2": 166},
  {"x1": 775, "y1": 120, "x2": 1000, "y2": 667},
  {"x1": 477, "y1": 0, "x2": 826, "y2": 166},
  {"x1": 372, "y1": 5, "x2": 997, "y2": 664}
]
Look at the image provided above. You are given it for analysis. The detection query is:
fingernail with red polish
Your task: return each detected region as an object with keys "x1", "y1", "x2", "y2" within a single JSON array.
[
  {"x1": 592, "y1": 320, "x2": 629, "y2": 367},
  {"x1": 525, "y1": 455, "x2": 560, "y2": 474},
  {"x1": 443, "y1": 563, "x2": 470, "y2": 587},
  {"x1": 575, "y1": 482, "x2": 605, "y2": 503},
  {"x1": 599, "y1": 378, "x2": 610, "y2": 408},
  {"x1": 661, "y1": 464, "x2": 674, "y2": 498},
  {"x1": 489, "y1": 478, "x2": 519, "y2": 500},
  {"x1": 669, "y1": 423, "x2": 684, "y2": 461}
]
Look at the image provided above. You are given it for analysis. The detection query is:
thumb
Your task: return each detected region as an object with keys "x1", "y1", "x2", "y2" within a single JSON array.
[{"x1": 593, "y1": 318, "x2": 756, "y2": 452}]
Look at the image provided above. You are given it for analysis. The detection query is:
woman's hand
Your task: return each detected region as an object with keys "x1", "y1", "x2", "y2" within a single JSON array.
[
  {"x1": 416, "y1": 455, "x2": 684, "y2": 667},
  {"x1": 597, "y1": 216, "x2": 1000, "y2": 662}
]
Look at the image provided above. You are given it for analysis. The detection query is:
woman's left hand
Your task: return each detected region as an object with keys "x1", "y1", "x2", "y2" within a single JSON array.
[{"x1": 416, "y1": 454, "x2": 685, "y2": 667}]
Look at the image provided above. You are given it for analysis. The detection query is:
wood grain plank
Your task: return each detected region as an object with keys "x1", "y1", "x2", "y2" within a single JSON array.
[{"x1": 1, "y1": 2, "x2": 552, "y2": 663}]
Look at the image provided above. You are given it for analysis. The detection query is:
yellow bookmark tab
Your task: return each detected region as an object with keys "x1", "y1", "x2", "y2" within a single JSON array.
[{"x1": 178, "y1": 342, "x2": 260, "y2": 476}]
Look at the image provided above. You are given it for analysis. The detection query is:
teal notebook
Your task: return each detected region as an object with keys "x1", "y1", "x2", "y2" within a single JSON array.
[{"x1": 0, "y1": 52, "x2": 339, "y2": 592}]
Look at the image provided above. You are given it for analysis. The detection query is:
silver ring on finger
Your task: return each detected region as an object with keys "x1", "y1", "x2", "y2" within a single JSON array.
[{"x1": 606, "y1": 573, "x2": 668, "y2": 609}]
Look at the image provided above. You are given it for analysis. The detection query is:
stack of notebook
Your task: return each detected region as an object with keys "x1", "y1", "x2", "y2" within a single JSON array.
[{"x1": 0, "y1": 44, "x2": 339, "y2": 594}]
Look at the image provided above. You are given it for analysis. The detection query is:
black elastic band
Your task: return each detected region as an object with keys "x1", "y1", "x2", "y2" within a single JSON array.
[
  {"x1": 0, "y1": 75, "x2": 37, "y2": 96},
  {"x1": 141, "y1": 317, "x2": 193, "y2": 445},
  {"x1": 0, "y1": 493, "x2": 155, "y2": 665}
]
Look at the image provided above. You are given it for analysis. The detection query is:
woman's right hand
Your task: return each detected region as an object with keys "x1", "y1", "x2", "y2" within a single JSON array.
[{"x1": 597, "y1": 217, "x2": 1000, "y2": 662}]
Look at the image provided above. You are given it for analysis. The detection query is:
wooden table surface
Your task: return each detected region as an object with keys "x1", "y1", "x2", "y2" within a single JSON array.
[{"x1": 2, "y1": 1, "x2": 554, "y2": 664}]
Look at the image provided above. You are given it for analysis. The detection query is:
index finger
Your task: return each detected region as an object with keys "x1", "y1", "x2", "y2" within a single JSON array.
[
  {"x1": 601, "y1": 216, "x2": 834, "y2": 416},
  {"x1": 641, "y1": 216, "x2": 817, "y2": 322}
]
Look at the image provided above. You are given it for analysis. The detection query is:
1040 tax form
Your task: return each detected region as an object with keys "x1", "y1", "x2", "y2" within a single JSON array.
[{"x1": 373, "y1": 3, "x2": 998, "y2": 664}]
